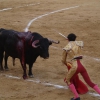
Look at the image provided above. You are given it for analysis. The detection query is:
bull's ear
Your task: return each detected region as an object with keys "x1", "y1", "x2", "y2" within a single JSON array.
[
  {"x1": 49, "y1": 42, "x2": 52, "y2": 45},
  {"x1": 0, "y1": 28, "x2": 5, "y2": 32},
  {"x1": 32, "y1": 40, "x2": 40, "y2": 48}
]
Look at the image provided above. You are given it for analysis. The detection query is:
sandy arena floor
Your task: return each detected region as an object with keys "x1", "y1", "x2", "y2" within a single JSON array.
[{"x1": 0, "y1": 0, "x2": 100, "y2": 100}]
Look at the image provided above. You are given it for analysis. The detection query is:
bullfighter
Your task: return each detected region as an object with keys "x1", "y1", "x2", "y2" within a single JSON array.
[{"x1": 62, "y1": 33, "x2": 100, "y2": 100}]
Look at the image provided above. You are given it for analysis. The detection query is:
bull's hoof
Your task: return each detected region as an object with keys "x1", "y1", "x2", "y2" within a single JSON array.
[
  {"x1": 23, "y1": 75, "x2": 28, "y2": 79},
  {"x1": 29, "y1": 74, "x2": 34, "y2": 78},
  {"x1": 0, "y1": 68, "x2": 4, "y2": 71},
  {"x1": 5, "y1": 68, "x2": 9, "y2": 71}
]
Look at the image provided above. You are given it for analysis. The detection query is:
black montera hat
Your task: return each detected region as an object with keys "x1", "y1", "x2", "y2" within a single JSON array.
[{"x1": 67, "y1": 33, "x2": 77, "y2": 41}]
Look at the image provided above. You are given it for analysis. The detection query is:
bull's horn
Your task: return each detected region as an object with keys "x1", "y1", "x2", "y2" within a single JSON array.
[
  {"x1": 48, "y1": 39, "x2": 60, "y2": 44},
  {"x1": 32, "y1": 40, "x2": 40, "y2": 48}
]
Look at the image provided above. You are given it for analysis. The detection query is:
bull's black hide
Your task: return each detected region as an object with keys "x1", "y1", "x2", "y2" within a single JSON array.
[{"x1": 0, "y1": 28, "x2": 59, "y2": 79}]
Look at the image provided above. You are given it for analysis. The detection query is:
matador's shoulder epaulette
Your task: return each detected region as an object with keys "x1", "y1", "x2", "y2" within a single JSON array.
[
  {"x1": 63, "y1": 43, "x2": 71, "y2": 51},
  {"x1": 75, "y1": 41, "x2": 83, "y2": 48}
]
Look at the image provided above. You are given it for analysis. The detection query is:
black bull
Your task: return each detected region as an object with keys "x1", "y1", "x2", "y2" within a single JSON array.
[{"x1": 0, "y1": 28, "x2": 59, "y2": 79}]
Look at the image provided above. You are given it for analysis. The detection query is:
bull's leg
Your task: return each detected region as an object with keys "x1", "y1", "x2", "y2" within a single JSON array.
[
  {"x1": 28, "y1": 64, "x2": 34, "y2": 78},
  {"x1": 12, "y1": 58, "x2": 15, "y2": 66},
  {"x1": 4, "y1": 53, "x2": 9, "y2": 70},
  {"x1": 20, "y1": 60, "x2": 27, "y2": 79},
  {"x1": 0, "y1": 50, "x2": 4, "y2": 71},
  {"x1": 18, "y1": 41, "x2": 27, "y2": 79}
]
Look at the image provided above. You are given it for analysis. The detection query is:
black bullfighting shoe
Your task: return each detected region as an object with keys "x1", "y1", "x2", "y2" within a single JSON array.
[{"x1": 71, "y1": 97, "x2": 80, "y2": 100}]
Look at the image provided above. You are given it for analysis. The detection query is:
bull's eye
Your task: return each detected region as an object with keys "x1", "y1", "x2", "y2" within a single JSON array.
[{"x1": 39, "y1": 46, "x2": 43, "y2": 50}]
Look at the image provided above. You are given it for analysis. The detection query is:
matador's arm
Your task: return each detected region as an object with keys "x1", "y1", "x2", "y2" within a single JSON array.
[{"x1": 61, "y1": 50, "x2": 67, "y2": 65}]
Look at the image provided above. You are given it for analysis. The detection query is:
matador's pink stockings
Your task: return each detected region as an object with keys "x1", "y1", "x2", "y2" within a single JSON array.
[
  {"x1": 69, "y1": 84, "x2": 79, "y2": 99},
  {"x1": 93, "y1": 85, "x2": 100, "y2": 94}
]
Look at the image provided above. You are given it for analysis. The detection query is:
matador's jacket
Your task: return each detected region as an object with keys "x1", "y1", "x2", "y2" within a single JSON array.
[{"x1": 62, "y1": 41, "x2": 95, "y2": 94}]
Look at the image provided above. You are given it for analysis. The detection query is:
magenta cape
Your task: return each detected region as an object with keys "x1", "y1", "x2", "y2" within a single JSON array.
[{"x1": 65, "y1": 63, "x2": 88, "y2": 94}]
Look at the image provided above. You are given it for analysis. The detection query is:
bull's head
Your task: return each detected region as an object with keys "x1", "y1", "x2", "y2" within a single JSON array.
[{"x1": 32, "y1": 38, "x2": 59, "y2": 59}]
